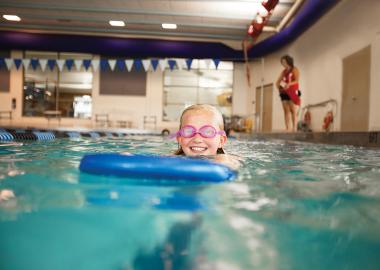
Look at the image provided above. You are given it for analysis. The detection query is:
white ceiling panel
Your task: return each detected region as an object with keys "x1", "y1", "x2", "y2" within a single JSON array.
[{"x1": 0, "y1": 0, "x2": 302, "y2": 41}]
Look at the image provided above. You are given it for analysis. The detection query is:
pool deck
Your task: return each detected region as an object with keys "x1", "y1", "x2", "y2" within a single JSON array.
[{"x1": 239, "y1": 131, "x2": 380, "y2": 148}]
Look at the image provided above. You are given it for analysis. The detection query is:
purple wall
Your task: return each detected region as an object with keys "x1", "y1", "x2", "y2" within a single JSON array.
[{"x1": 0, "y1": 0, "x2": 338, "y2": 60}]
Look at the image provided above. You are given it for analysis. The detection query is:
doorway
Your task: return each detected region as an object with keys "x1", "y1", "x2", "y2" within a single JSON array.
[
  {"x1": 255, "y1": 84, "x2": 273, "y2": 132},
  {"x1": 341, "y1": 46, "x2": 371, "y2": 131}
]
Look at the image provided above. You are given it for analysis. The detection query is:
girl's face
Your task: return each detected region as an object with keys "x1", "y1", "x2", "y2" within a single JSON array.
[
  {"x1": 281, "y1": 59, "x2": 289, "y2": 69},
  {"x1": 176, "y1": 110, "x2": 227, "y2": 156}
]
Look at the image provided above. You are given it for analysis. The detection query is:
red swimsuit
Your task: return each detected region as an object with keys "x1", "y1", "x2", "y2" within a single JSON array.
[{"x1": 281, "y1": 68, "x2": 300, "y2": 106}]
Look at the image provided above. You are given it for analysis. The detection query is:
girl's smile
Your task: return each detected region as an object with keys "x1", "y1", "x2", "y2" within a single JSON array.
[{"x1": 176, "y1": 110, "x2": 226, "y2": 156}]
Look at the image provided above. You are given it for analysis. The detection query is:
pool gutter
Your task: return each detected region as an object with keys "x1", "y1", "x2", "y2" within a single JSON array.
[{"x1": 239, "y1": 131, "x2": 380, "y2": 148}]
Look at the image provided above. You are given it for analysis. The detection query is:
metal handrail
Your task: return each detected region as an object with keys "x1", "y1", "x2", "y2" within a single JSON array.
[
  {"x1": 300, "y1": 99, "x2": 338, "y2": 131},
  {"x1": 303, "y1": 99, "x2": 337, "y2": 110}
]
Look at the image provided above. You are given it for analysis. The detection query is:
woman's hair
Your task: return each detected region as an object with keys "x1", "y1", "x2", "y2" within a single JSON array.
[
  {"x1": 281, "y1": 55, "x2": 294, "y2": 69},
  {"x1": 174, "y1": 104, "x2": 225, "y2": 155}
]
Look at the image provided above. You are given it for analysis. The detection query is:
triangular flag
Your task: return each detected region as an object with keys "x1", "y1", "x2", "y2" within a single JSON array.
[
  {"x1": 212, "y1": 59, "x2": 220, "y2": 69},
  {"x1": 39, "y1": 59, "x2": 48, "y2": 71},
  {"x1": 108, "y1": 60, "x2": 116, "y2": 71},
  {"x1": 158, "y1": 59, "x2": 167, "y2": 71},
  {"x1": 125, "y1": 60, "x2": 133, "y2": 72},
  {"x1": 116, "y1": 59, "x2": 125, "y2": 71},
  {"x1": 56, "y1": 59, "x2": 65, "y2": 71},
  {"x1": 22, "y1": 59, "x2": 31, "y2": 70},
  {"x1": 186, "y1": 59, "x2": 193, "y2": 70},
  {"x1": 91, "y1": 59, "x2": 99, "y2": 71},
  {"x1": 74, "y1": 60, "x2": 82, "y2": 71},
  {"x1": 14, "y1": 59, "x2": 22, "y2": 70},
  {"x1": 178, "y1": 59, "x2": 187, "y2": 70},
  {"x1": 47, "y1": 59, "x2": 56, "y2": 71},
  {"x1": 30, "y1": 58, "x2": 39, "y2": 70},
  {"x1": 151, "y1": 59, "x2": 159, "y2": 71},
  {"x1": 108, "y1": 59, "x2": 116, "y2": 71},
  {"x1": 66, "y1": 59, "x2": 74, "y2": 71},
  {"x1": 134, "y1": 59, "x2": 142, "y2": 71},
  {"x1": 168, "y1": 59, "x2": 176, "y2": 71},
  {"x1": 83, "y1": 59, "x2": 92, "y2": 70},
  {"x1": 142, "y1": 60, "x2": 150, "y2": 72},
  {"x1": 5, "y1": 58, "x2": 13, "y2": 70},
  {"x1": 100, "y1": 59, "x2": 109, "y2": 71}
]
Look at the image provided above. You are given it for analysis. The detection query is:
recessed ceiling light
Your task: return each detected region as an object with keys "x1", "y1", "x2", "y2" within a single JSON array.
[
  {"x1": 2, "y1": 15, "x2": 21, "y2": 22},
  {"x1": 162, "y1": 23, "x2": 177, "y2": 30},
  {"x1": 109, "y1": 20, "x2": 125, "y2": 27}
]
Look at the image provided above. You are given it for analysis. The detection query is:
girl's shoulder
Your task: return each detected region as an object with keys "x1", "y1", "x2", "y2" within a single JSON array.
[{"x1": 214, "y1": 154, "x2": 242, "y2": 170}]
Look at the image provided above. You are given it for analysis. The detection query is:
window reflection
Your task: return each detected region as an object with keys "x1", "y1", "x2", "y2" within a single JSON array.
[
  {"x1": 23, "y1": 51, "x2": 93, "y2": 119},
  {"x1": 163, "y1": 60, "x2": 233, "y2": 122}
]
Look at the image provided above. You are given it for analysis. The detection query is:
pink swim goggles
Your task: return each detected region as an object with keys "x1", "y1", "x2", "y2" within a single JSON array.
[{"x1": 176, "y1": 125, "x2": 226, "y2": 138}]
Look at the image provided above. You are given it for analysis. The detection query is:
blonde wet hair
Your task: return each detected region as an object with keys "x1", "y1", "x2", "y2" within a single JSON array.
[{"x1": 174, "y1": 104, "x2": 225, "y2": 155}]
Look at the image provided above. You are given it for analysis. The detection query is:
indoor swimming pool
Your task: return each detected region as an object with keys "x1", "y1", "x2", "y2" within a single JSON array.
[{"x1": 1, "y1": 135, "x2": 380, "y2": 270}]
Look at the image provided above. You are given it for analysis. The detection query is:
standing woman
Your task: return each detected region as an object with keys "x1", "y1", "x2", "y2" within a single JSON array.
[{"x1": 276, "y1": 55, "x2": 301, "y2": 132}]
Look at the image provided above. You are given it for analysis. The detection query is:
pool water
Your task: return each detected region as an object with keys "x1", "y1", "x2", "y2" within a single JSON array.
[{"x1": 1, "y1": 136, "x2": 380, "y2": 270}]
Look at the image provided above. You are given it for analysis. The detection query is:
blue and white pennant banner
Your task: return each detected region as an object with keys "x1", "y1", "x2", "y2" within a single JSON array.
[{"x1": 0, "y1": 58, "x2": 221, "y2": 72}]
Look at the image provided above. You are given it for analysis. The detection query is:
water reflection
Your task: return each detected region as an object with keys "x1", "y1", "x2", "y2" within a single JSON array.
[
  {"x1": 133, "y1": 213, "x2": 202, "y2": 270},
  {"x1": 0, "y1": 189, "x2": 17, "y2": 209},
  {"x1": 0, "y1": 155, "x2": 26, "y2": 180}
]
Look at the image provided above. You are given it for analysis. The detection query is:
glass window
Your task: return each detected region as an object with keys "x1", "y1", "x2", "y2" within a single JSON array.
[
  {"x1": 23, "y1": 51, "x2": 93, "y2": 118},
  {"x1": 163, "y1": 60, "x2": 233, "y2": 121}
]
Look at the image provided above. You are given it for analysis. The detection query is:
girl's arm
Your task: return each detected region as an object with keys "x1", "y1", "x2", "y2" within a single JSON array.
[{"x1": 214, "y1": 154, "x2": 242, "y2": 170}]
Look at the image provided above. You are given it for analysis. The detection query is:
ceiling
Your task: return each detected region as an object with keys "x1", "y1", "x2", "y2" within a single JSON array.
[{"x1": 0, "y1": 0, "x2": 304, "y2": 44}]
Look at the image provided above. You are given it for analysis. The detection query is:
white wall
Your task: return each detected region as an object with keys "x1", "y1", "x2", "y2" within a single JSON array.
[
  {"x1": 92, "y1": 66, "x2": 155, "y2": 129},
  {"x1": 233, "y1": 58, "x2": 287, "y2": 132},
  {"x1": 92, "y1": 64, "x2": 178, "y2": 131},
  {"x1": 370, "y1": 34, "x2": 380, "y2": 130},
  {"x1": 255, "y1": 0, "x2": 380, "y2": 132},
  {"x1": 232, "y1": 63, "x2": 251, "y2": 117},
  {"x1": 2, "y1": 0, "x2": 380, "y2": 132},
  {"x1": 247, "y1": 51, "x2": 286, "y2": 131}
]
